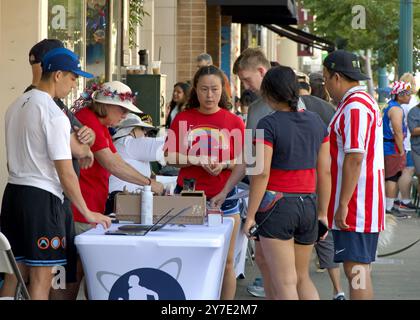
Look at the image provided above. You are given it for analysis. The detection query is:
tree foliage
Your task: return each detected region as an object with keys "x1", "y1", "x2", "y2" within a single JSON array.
[
  {"x1": 302, "y1": 0, "x2": 419, "y2": 71},
  {"x1": 129, "y1": 0, "x2": 150, "y2": 49}
]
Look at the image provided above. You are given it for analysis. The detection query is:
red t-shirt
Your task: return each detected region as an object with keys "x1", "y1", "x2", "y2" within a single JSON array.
[
  {"x1": 166, "y1": 108, "x2": 244, "y2": 198},
  {"x1": 72, "y1": 108, "x2": 117, "y2": 223}
]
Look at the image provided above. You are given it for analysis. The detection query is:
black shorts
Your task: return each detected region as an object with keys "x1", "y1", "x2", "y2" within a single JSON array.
[
  {"x1": 255, "y1": 194, "x2": 318, "y2": 245},
  {"x1": 0, "y1": 184, "x2": 67, "y2": 267}
]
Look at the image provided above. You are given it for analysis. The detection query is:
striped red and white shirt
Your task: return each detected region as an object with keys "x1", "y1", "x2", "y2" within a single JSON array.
[{"x1": 328, "y1": 86, "x2": 385, "y2": 233}]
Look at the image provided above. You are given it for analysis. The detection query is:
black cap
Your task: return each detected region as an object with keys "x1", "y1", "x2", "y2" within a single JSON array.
[
  {"x1": 323, "y1": 50, "x2": 370, "y2": 81},
  {"x1": 29, "y1": 39, "x2": 64, "y2": 65}
]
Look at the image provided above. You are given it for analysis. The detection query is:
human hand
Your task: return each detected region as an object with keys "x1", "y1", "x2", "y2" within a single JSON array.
[
  {"x1": 210, "y1": 190, "x2": 228, "y2": 209},
  {"x1": 243, "y1": 218, "x2": 257, "y2": 240},
  {"x1": 151, "y1": 180, "x2": 164, "y2": 195},
  {"x1": 85, "y1": 210, "x2": 112, "y2": 229},
  {"x1": 78, "y1": 150, "x2": 95, "y2": 169},
  {"x1": 334, "y1": 205, "x2": 349, "y2": 230},
  {"x1": 74, "y1": 125, "x2": 96, "y2": 146}
]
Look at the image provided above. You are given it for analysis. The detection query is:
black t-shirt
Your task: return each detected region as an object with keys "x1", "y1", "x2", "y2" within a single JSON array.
[
  {"x1": 300, "y1": 95, "x2": 335, "y2": 126},
  {"x1": 257, "y1": 110, "x2": 328, "y2": 170}
]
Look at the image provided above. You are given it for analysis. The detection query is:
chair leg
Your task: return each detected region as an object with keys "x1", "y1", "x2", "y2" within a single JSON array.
[{"x1": 7, "y1": 250, "x2": 30, "y2": 300}]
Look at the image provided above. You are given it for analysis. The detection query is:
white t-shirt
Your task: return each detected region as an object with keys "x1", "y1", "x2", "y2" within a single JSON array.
[
  {"x1": 109, "y1": 135, "x2": 165, "y2": 193},
  {"x1": 5, "y1": 89, "x2": 71, "y2": 201},
  {"x1": 402, "y1": 95, "x2": 420, "y2": 151}
]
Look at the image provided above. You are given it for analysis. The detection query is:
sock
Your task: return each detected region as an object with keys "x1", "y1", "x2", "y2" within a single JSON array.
[
  {"x1": 386, "y1": 198, "x2": 395, "y2": 211},
  {"x1": 401, "y1": 199, "x2": 411, "y2": 205},
  {"x1": 334, "y1": 292, "x2": 345, "y2": 299}
]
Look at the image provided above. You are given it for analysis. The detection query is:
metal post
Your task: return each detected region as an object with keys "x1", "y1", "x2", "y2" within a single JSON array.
[
  {"x1": 378, "y1": 67, "x2": 388, "y2": 104},
  {"x1": 398, "y1": 0, "x2": 413, "y2": 77}
]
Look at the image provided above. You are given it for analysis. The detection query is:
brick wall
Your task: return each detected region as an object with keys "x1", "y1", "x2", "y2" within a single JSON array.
[
  {"x1": 177, "y1": 0, "x2": 207, "y2": 83},
  {"x1": 206, "y1": 5, "x2": 221, "y2": 67}
]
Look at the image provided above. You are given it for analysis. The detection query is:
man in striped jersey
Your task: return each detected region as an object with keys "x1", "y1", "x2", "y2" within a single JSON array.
[{"x1": 323, "y1": 50, "x2": 385, "y2": 300}]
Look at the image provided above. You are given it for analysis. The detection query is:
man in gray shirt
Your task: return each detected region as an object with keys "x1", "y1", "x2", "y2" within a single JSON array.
[{"x1": 407, "y1": 100, "x2": 420, "y2": 177}]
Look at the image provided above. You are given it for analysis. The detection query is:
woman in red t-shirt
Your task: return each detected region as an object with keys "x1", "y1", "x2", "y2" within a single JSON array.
[{"x1": 166, "y1": 65, "x2": 245, "y2": 300}]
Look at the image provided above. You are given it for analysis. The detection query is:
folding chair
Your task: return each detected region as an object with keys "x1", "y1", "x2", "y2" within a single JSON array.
[{"x1": 0, "y1": 232, "x2": 30, "y2": 300}]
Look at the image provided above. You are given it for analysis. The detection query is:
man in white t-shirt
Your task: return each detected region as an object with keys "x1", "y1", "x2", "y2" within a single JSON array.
[{"x1": 0, "y1": 48, "x2": 111, "y2": 300}]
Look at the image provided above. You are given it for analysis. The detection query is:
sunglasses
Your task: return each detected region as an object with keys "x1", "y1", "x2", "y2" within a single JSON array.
[{"x1": 398, "y1": 91, "x2": 412, "y2": 96}]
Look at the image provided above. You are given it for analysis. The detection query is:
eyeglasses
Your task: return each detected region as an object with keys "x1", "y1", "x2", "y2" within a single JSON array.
[{"x1": 398, "y1": 91, "x2": 412, "y2": 96}]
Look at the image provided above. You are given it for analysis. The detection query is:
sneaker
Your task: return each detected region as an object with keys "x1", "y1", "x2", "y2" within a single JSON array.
[
  {"x1": 399, "y1": 201, "x2": 417, "y2": 212},
  {"x1": 393, "y1": 200, "x2": 401, "y2": 209},
  {"x1": 247, "y1": 284, "x2": 266, "y2": 298},
  {"x1": 333, "y1": 292, "x2": 346, "y2": 300},
  {"x1": 387, "y1": 207, "x2": 410, "y2": 218}
]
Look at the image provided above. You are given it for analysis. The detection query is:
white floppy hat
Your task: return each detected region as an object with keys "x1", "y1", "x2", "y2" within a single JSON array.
[
  {"x1": 92, "y1": 81, "x2": 142, "y2": 113},
  {"x1": 112, "y1": 113, "x2": 155, "y2": 140}
]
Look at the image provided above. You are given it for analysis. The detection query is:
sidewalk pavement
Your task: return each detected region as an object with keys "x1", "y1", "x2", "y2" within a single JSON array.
[{"x1": 235, "y1": 214, "x2": 420, "y2": 300}]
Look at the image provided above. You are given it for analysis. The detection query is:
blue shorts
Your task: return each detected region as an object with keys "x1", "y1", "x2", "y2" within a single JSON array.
[
  {"x1": 406, "y1": 151, "x2": 414, "y2": 167},
  {"x1": 174, "y1": 185, "x2": 240, "y2": 216},
  {"x1": 332, "y1": 230, "x2": 379, "y2": 264}
]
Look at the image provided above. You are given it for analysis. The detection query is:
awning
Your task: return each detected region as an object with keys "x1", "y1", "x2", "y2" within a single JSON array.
[
  {"x1": 263, "y1": 24, "x2": 335, "y2": 52},
  {"x1": 207, "y1": 0, "x2": 297, "y2": 25}
]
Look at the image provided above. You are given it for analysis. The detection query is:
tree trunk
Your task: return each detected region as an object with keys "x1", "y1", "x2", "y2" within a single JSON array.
[{"x1": 364, "y1": 49, "x2": 375, "y2": 96}]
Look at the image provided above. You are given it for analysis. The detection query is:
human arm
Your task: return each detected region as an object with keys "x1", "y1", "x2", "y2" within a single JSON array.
[
  {"x1": 54, "y1": 159, "x2": 111, "y2": 229},
  {"x1": 316, "y1": 141, "x2": 331, "y2": 239},
  {"x1": 389, "y1": 107, "x2": 405, "y2": 155},
  {"x1": 243, "y1": 143, "x2": 272, "y2": 238},
  {"x1": 94, "y1": 148, "x2": 164, "y2": 194},
  {"x1": 334, "y1": 152, "x2": 364, "y2": 229},
  {"x1": 210, "y1": 162, "x2": 246, "y2": 208}
]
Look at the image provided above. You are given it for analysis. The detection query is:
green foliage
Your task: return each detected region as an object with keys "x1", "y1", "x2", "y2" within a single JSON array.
[
  {"x1": 129, "y1": 0, "x2": 150, "y2": 48},
  {"x1": 302, "y1": 0, "x2": 419, "y2": 71}
]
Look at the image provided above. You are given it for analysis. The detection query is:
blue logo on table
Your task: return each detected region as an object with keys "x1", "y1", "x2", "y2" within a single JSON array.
[{"x1": 109, "y1": 268, "x2": 186, "y2": 300}]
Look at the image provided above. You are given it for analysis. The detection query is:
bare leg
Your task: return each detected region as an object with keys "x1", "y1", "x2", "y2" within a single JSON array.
[
  {"x1": 385, "y1": 181, "x2": 399, "y2": 200},
  {"x1": 327, "y1": 267, "x2": 343, "y2": 296},
  {"x1": 294, "y1": 243, "x2": 319, "y2": 300},
  {"x1": 28, "y1": 266, "x2": 54, "y2": 300},
  {"x1": 260, "y1": 237, "x2": 298, "y2": 300},
  {"x1": 254, "y1": 241, "x2": 275, "y2": 299},
  {"x1": 220, "y1": 214, "x2": 240, "y2": 300},
  {"x1": 0, "y1": 263, "x2": 28, "y2": 298},
  {"x1": 49, "y1": 258, "x2": 83, "y2": 300},
  {"x1": 398, "y1": 167, "x2": 414, "y2": 200},
  {"x1": 343, "y1": 261, "x2": 373, "y2": 300}
]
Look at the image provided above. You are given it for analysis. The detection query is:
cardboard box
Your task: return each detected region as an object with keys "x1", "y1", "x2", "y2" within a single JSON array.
[
  {"x1": 153, "y1": 191, "x2": 206, "y2": 225},
  {"x1": 115, "y1": 192, "x2": 142, "y2": 223},
  {"x1": 115, "y1": 191, "x2": 206, "y2": 225}
]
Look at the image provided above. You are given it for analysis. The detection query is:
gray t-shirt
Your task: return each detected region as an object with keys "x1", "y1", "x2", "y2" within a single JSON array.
[
  {"x1": 407, "y1": 105, "x2": 420, "y2": 154},
  {"x1": 246, "y1": 97, "x2": 273, "y2": 138}
]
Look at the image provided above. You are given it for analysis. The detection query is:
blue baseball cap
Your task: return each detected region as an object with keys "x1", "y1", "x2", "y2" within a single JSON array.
[{"x1": 42, "y1": 47, "x2": 94, "y2": 78}]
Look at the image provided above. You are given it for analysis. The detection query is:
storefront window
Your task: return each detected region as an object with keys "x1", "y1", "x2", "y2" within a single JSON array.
[
  {"x1": 47, "y1": 0, "x2": 123, "y2": 104},
  {"x1": 48, "y1": 0, "x2": 86, "y2": 104},
  {"x1": 86, "y1": 0, "x2": 107, "y2": 84}
]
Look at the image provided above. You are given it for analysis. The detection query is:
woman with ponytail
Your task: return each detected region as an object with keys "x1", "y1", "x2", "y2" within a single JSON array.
[{"x1": 243, "y1": 66, "x2": 331, "y2": 300}]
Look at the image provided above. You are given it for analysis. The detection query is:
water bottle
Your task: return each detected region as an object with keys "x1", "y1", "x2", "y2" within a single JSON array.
[{"x1": 141, "y1": 186, "x2": 153, "y2": 225}]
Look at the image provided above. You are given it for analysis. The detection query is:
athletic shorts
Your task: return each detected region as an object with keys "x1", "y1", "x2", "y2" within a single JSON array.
[
  {"x1": 0, "y1": 184, "x2": 66, "y2": 267},
  {"x1": 255, "y1": 194, "x2": 318, "y2": 245},
  {"x1": 314, "y1": 231, "x2": 339, "y2": 269},
  {"x1": 332, "y1": 230, "x2": 379, "y2": 264}
]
